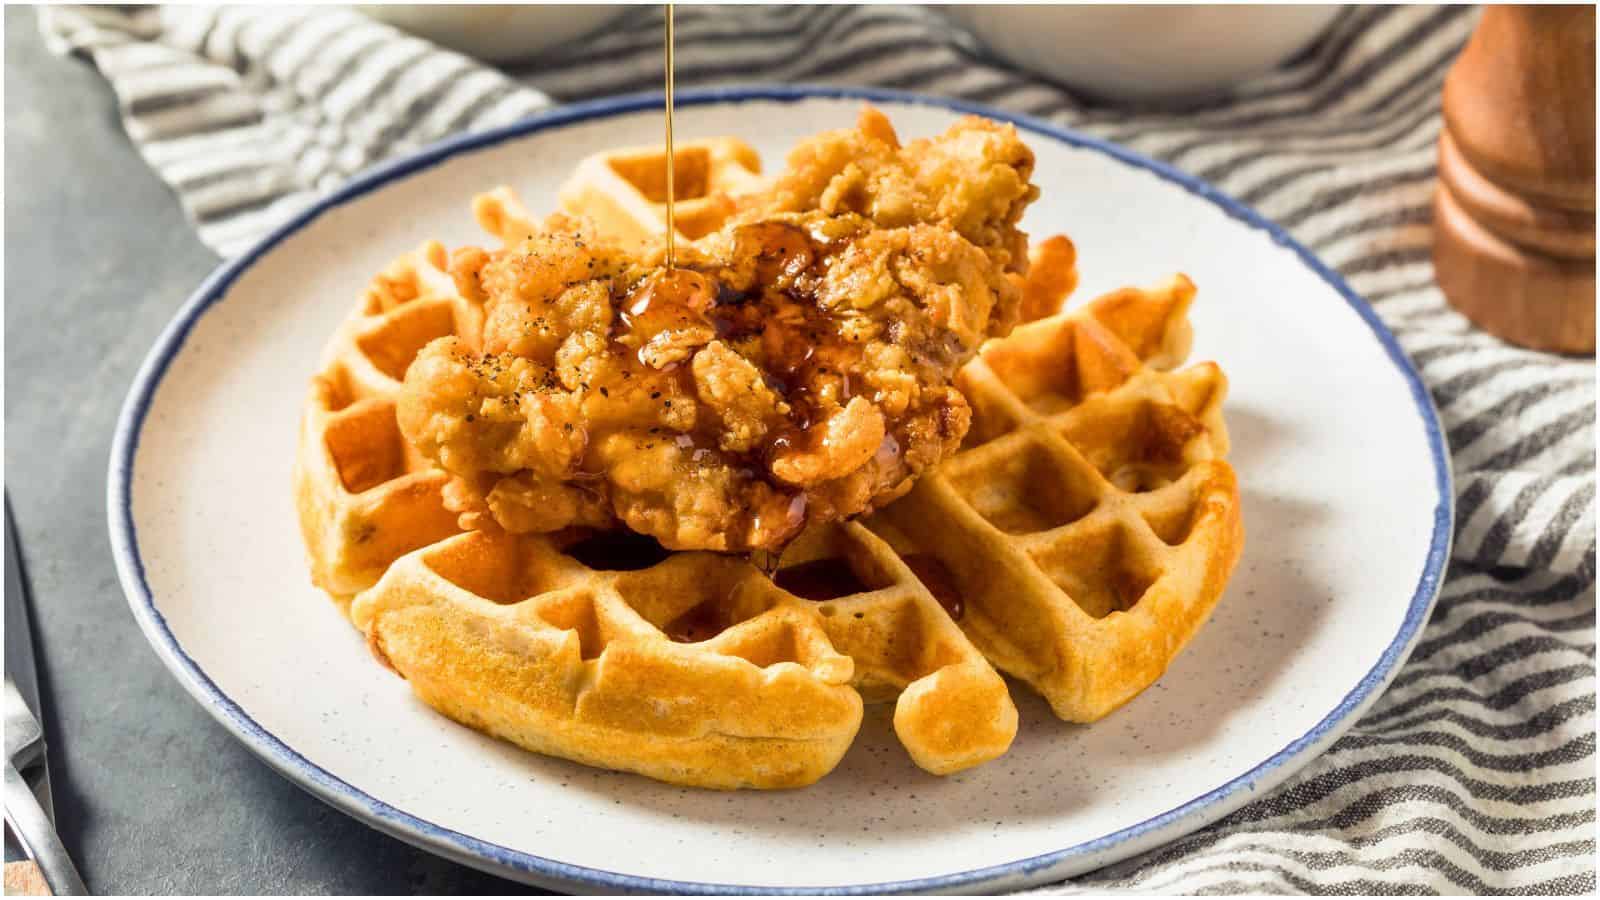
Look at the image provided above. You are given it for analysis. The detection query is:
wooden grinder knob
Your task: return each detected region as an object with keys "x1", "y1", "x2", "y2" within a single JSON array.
[{"x1": 1433, "y1": 5, "x2": 1596, "y2": 354}]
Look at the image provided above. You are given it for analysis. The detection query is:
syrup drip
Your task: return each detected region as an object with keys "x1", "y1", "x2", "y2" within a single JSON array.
[
  {"x1": 565, "y1": 531, "x2": 673, "y2": 571},
  {"x1": 750, "y1": 548, "x2": 783, "y2": 578},
  {"x1": 903, "y1": 553, "x2": 965, "y2": 621},
  {"x1": 666, "y1": 601, "x2": 725, "y2": 643},
  {"x1": 773, "y1": 558, "x2": 872, "y2": 601}
]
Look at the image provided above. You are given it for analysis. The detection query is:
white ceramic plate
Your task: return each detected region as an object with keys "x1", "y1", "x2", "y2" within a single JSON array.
[{"x1": 109, "y1": 88, "x2": 1451, "y2": 894}]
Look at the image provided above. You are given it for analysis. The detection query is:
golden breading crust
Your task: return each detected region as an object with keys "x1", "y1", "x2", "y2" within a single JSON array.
[
  {"x1": 396, "y1": 109, "x2": 1041, "y2": 553},
  {"x1": 749, "y1": 107, "x2": 1039, "y2": 277}
]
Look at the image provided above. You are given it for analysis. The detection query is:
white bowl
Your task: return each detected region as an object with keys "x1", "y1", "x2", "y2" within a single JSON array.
[
  {"x1": 948, "y1": 5, "x2": 1345, "y2": 104},
  {"x1": 358, "y1": 4, "x2": 627, "y2": 64}
]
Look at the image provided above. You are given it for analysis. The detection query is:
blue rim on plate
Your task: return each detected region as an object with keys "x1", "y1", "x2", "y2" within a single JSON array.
[{"x1": 107, "y1": 85, "x2": 1454, "y2": 894}]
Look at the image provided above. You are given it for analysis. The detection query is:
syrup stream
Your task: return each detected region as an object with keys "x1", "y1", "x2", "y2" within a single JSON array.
[{"x1": 663, "y1": 3, "x2": 676, "y2": 269}]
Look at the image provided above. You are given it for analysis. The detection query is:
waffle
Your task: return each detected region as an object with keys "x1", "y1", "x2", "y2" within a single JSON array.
[
  {"x1": 297, "y1": 239, "x2": 1017, "y2": 789},
  {"x1": 870, "y1": 274, "x2": 1243, "y2": 722},
  {"x1": 556, "y1": 137, "x2": 768, "y2": 245},
  {"x1": 349, "y1": 521, "x2": 1016, "y2": 789},
  {"x1": 293, "y1": 241, "x2": 479, "y2": 610}
]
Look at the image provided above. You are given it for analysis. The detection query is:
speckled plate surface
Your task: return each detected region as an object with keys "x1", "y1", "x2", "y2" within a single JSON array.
[{"x1": 109, "y1": 88, "x2": 1451, "y2": 894}]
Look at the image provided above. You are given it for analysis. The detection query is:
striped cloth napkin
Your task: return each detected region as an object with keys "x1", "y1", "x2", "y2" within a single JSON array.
[{"x1": 42, "y1": 5, "x2": 1595, "y2": 894}]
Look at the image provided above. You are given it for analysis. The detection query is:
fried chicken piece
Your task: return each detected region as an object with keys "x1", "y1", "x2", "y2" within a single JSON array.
[
  {"x1": 747, "y1": 107, "x2": 1039, "y2": 276},
  {"x1": 397, "y1": 110, "x2": 1040, "y2": 552},
  {"x1": 398, "y1": 337, "x2": 585, "y2": 478},
  {"x1": 691, "y1": 341, "x2": 787, "y2": 454},
  {"x1": 591, "y1": 430, "x2": 807, "y2": 551},
  {"x1": 1015, "y1": 234, "x2": 1080, "y2": 322}
]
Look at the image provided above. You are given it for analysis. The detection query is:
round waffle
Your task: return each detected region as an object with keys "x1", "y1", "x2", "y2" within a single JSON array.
[
  {"x1": 293, "y1": 216, "x2": 1019, "y2": 788},
  {"x1": 872, "y1": 275, "x2": 1243, "y2": 723}
]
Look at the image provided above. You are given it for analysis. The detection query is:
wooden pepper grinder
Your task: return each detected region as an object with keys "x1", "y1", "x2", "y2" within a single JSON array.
[{"x1": 1433, "y1": 5, "x2": 1595, "y2": 354}]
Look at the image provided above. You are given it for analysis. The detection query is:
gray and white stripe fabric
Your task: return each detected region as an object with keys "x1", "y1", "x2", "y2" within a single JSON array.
[
  {"x1": 38, "y1": 5, "x2": 554, "y2": 255},
  {"x1": 42, "y1": 5, "x2": 1595, "y2": 894}
]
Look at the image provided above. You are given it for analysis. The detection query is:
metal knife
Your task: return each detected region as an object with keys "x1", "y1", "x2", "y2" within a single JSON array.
[{"x1": 4, "y1": 496, "x2": 87, "y2": 894}]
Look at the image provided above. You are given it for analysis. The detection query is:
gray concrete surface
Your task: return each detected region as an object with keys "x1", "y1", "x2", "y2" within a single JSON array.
[{"x1": 3, "y1": 10, "x2": 543, "y2": 893}]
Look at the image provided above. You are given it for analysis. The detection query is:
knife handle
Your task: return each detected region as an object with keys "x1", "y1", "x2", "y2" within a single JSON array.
[
  {"x1": 3, "y1": 766, "x2": 83, "y2": 895},
  {"x1": 5, "y1": 860, "x2": 49, "y2": 895}
]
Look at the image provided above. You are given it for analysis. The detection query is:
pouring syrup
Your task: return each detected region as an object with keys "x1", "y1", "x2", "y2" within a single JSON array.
[{"x1": 663, "y1": 3, "x2": 677, "y2": 269}]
